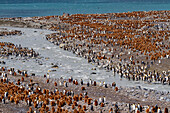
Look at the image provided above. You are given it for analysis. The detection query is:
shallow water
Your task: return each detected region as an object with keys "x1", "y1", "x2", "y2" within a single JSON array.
[
  {"x1": 0, "y1": 1, "x2": 170, "y2": 17},
  {"x1": 0, "y1": 26, "x2": 169, "y2": 91}
]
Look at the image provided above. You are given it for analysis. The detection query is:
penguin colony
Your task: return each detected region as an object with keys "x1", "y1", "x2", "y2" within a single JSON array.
[
  {"x1": 45, "y1": 11, "x2": 170, "y2": 85},
  {"x1": 0, "y1": 10, "x2": 169, "y2": 112},
  {"x1": 0, "y1": 29, "x2": 22, "y2": 36},
  {"x1": 0, "y1": 66, "x2": 169, "y2": 113},
  {"x1": 0, "y1": 42, "x2": 39, "y2": 58}
]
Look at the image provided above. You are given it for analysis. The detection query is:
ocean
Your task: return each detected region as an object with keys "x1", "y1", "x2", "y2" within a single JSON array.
[{"x1": 0, "y1": 0, "x2": 169, "y2": 18}]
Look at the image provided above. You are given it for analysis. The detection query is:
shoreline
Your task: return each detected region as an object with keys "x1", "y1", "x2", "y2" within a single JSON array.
[{"x1": 0, "y1": 10, "x2": 169, "y2": 112}]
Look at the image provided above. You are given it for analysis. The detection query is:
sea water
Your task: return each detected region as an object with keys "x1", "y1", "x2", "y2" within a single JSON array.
[{"x1": 0, "y1": 0, "x2": 169, "y2": 18}]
